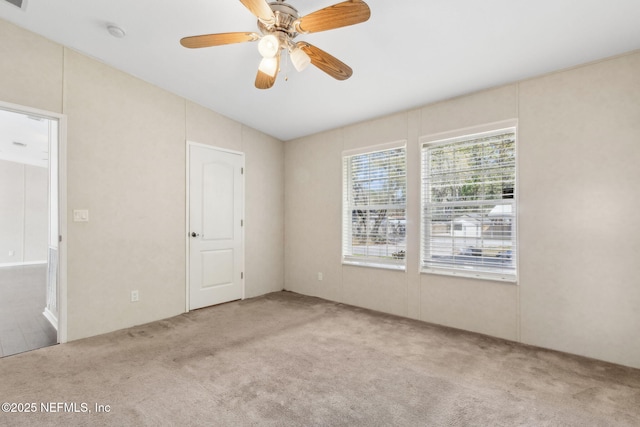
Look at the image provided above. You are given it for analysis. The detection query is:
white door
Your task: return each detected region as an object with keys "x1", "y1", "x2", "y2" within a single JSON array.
[{"x1": 188, "y1": 144, "x2": 244, "y2": 310}]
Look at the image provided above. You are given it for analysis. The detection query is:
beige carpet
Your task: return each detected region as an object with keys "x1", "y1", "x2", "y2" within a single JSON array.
[{"x1": 0, "y1": 291, "x2": 639, "y2": 426}]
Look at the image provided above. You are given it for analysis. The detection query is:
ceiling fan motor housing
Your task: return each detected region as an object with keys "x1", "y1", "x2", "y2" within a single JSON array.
[{"x1": 258, "y1": 1, "x2": 299, "y2": 41}]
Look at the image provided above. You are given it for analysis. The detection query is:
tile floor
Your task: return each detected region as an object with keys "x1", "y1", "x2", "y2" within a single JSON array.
[{"x1": 0, "y1": 265, "x2": 57, "y2": 357}]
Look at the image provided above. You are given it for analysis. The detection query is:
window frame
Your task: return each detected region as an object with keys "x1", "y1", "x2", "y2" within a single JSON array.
[
  {"x1": 342, "y1": 141, "x2": 407, "y2": 271},
  {"x1": 420, "y1": 121, "x2": 518, "y2": 283}
]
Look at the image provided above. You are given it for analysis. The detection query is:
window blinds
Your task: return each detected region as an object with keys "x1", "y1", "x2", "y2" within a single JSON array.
[
  {"x1": 343, "y1": 146, "x2": 406, "y2": 268},
  {"x1": 421, "y1": 128, "x2": 516, "y2": 280}
]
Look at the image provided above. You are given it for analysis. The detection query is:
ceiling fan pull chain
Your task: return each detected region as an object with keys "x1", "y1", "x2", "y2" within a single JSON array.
[{"x1": 284, "y1": 49, "x2": 290, "y2": 82}]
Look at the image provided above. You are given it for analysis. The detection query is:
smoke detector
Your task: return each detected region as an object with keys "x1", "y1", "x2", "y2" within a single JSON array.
[{"x1": 107, "y1": 24, "x2": 126, "y2": 39}]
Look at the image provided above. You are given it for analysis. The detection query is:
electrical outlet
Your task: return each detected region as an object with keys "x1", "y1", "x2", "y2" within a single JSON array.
[
  {"x1": 131, "y1": 290, "x2": 139, "y2": 302},
  {"x1": 8, "y1": 250, "x2": 15, "y2": 256},
  {"x1": 317, "y1": 272, "x2": 323, "y2": 281}
]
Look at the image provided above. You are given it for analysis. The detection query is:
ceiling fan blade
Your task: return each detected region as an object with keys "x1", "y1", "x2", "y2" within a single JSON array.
[
  {"x1": 255, "y1": 54, "x2": 280, "y2": 90},
  {"x1": 239, "y1": 0, "x2": 275, "y2": 22},
  {"x1": 180, "y1": 32, "x2": 259, "y2": 48},
  {"x1": 255, "y1": 70, "x2": 275, "y2": 90},
  {"x1": 297, "y1": 42, "x2": 353, "y2": 80},
  {"x1": 296, "y1": 1, "x2": 371, "y2": 34}
]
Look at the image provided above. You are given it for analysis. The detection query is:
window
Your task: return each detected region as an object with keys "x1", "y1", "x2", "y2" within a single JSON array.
[
  {"x1": 342, "y1": 143, "x2": 406, "y2": 269},
  {"x1": 421, "y1": 126, "x2": 516, "y2": 281}
]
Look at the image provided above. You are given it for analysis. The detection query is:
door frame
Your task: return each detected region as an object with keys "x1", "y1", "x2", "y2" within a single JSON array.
[
  {"x1": 185, "y1": 141, "x2": 245, "y2": 312},
  {"x1": 0, "y1": 100, "x2": 68, "y2": 344}
]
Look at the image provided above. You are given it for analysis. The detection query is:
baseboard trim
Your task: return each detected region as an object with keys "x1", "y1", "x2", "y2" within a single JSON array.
[
  {"x1": 0, "y1": 260, "x2": 47, "y2": 268},
  {"x1": 43, "y1": 307, "x2": 59, "y2": 331}
]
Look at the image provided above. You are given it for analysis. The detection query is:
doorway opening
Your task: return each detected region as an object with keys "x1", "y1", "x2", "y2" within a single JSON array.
[{"x1": 0, "y1": 102, "x2": 66, "y2": 357}]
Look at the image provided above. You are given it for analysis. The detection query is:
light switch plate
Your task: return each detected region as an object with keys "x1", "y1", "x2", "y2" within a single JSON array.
[{"x1": 73, "y1": 209, "x2": 89, "y2": 222}]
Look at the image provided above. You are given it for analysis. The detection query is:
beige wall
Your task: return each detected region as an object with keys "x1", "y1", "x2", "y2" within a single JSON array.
[
  {"x1": 285, "y1": 51, "x2": 640, "y2": 369},
  {"x1": 0, "y1": 160, "x2": 48, "y2": 265},
  {"x1": 0, "y1": 19, "x2": 284, "y2": 341},
  {"x1": 3, "y1": 16, "x2": 639, "y2": 369},
  {"x1": 518, "y1": 52, "x2": 640, "y2": 368},
  {"x1": 0, "y1": 19, "x2": 63, "y2": 114}
]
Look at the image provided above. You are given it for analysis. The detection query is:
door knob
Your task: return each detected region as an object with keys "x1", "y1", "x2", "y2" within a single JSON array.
[{"x1": 191, "y1": 232, "x2": 200, "y2": 237}]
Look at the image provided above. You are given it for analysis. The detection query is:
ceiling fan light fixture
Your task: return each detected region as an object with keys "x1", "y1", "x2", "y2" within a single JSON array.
[
  {"x1": 290, "y1": 47, "x2": 311, "y2": 72},
  {"x1": 258, "y1": 34, "x2": 280, "y2": 58},
  {"x1": 258, "y1": 57, "x2": 279, "y2": 77}
]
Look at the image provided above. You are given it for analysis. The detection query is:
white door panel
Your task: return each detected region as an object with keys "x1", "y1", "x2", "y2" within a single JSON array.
[
  {"x1": 201, "y1": 249, "x2": 234, "y2": 288},
  {"x1": 202, "y1": 162, "x2": 234, "y2": 240},
  {"x1": 189, "y1": 144, "x2": 244, "y2": 310}
]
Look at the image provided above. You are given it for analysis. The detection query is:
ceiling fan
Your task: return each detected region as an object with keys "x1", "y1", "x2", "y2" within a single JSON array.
[{"x1": 180, "y1": 0, "x2": 371, "y2": 89}]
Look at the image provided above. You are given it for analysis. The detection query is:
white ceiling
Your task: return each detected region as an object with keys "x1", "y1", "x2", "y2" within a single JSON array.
[
  {"x1": 0, "y1": 108, "x2": 50, "y2": 168},
  {"x1": 1, "y1": 0, "x2": 640, "y2": 141}
]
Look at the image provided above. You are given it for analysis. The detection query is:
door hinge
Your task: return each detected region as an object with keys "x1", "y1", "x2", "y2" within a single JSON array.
[
  {"x1": 241, "y1": 219, "x2": 244, "y2": 227},
  {"x1": 59, "y1": 235, "x2": 62, "y2": 243},
  {"x1": 241, "y1": 272, "x2": 244, "y2": 279},
  {"x1": 241, "y1": 167, "x2": 244, "y2": 175}
]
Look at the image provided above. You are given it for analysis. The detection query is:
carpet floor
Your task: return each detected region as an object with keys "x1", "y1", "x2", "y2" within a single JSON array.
[
  {"x1": 0, "y1": 265, "x2": 57, "y2": 357},
  {"x1": 0, "y1": 291, "x2": 639, "y2": 426}
]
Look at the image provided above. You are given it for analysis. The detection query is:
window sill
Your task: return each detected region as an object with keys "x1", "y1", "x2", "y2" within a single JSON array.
[
  {"x1": 421, "y1": 268, "x2": 517, "y2": 284},
  {"x1": 342, "y1": 260, "x2": 406, "y2": 272}
]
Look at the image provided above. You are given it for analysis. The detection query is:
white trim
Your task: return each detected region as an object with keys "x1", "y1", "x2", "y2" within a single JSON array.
[
  {"x1": 342, "y1": 139, "x2": 407, "y2": 157},
  {"x1": 188, "y1": 140, "x2": 244, "y2": 156},
  {"x1": 419, "y1": 119, "x2": 518, "y2": 283},
  {"x1": 0, "y1": 261, "x2": 46, "y2": 268},
  {"x1": 43, "y1": 307, "x2": 58, "y2": 330},
  {"x1": 57, "y1": 112, "x2": 68, "y2": 344},
  {"x1": 421, "y1": 268, "x2": 517, "y2": 283},
  {"x1": 343, "y1": 260, "x2": 406, "y2": 272},
  {"x1": 185, "y1": 141, "x2": 246, "y2": 311},
  {"x1": 185, "y1": 141, "x2": 190, "y2": 313},
  {"x1": 341, "y1": 142, "x2": 407, "y2": 270},
  {"x1": 0, "y1": 100, "x2": 68, "y2": 344},
  {"x1": 0, "y1": 100, "x2": 64, "y2": 122},
  {"x1": 240, "y1": 153, "x2": 245, "y2": 301},
  {"x1": 420, "y1": 119, "x2": 519, "y2": 146}
]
